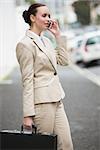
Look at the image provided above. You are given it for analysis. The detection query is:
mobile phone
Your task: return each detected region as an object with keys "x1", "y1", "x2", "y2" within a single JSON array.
[{"x1": 48, "y1": 21, "x2": 52, "y2": 28}]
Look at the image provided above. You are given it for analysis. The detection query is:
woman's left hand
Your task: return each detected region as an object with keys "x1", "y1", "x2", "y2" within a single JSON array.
[{"x1": 48, "y1": 20, "x2": 61, "y2": 38}]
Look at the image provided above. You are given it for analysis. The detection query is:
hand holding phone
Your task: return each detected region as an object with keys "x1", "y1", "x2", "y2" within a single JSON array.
[{"x1": 48, "y1": 20, "x2": 60, "y2": 37}]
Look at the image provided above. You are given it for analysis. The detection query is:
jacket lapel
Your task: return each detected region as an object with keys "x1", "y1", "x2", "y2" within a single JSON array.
[{"x1": 26, "y1": 30, "x2": 57, "y2": 73}]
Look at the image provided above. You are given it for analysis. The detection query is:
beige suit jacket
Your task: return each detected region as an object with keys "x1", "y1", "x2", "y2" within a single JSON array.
[{"x1": 16, "y1": 30, "x2": 68, "y2": 117}]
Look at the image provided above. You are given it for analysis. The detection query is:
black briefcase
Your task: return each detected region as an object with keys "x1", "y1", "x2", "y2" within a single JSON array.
[{"x1": 0, "y1": 125, "x2": 57, "y2": 150}]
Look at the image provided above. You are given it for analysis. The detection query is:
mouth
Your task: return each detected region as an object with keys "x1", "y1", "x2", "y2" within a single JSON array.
[
  {"x1": 44, "y1": 23, "x2": 49, "y2": 28},
  {"x1": 45, "y1": 23, "x2": 49, "y2": 26}
]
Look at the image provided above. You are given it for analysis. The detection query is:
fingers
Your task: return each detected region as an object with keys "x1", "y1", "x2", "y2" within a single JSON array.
[
  {"x1": 23, "y1": 116, "x2": 33, "y2": 129},
  {"x1": 48, "y1": 19, "x2": 58, "y2": 28},
  {"x1": 23, "y1": 124, "x2": 32, "y2": 130}
]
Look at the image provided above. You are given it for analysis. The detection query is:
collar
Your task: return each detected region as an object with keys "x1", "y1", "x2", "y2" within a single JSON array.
[
  {"x1": 26, "y1": 29, "x2": 45, "y2": 46},
  {"x1": 26, "y1": 29, "x2": 42, "y2": 39}
]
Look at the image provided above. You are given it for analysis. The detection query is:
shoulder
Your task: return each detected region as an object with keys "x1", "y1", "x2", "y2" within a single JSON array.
[
  {"x1": 16, "y1": 36, "x2": 36, "y2": 53},
  {"x1": 17, "y1": 36, "x2": 33, "y2": 47}
]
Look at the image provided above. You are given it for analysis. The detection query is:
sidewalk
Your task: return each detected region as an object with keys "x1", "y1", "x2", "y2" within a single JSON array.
[{"x1": 0, "y1": 65, "x2": 19, "y2": 83}]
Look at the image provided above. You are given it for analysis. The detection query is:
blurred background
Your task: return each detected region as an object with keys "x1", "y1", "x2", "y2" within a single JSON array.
[
  {"x1": 0, "y1": 1, "x2": 100, "y2": 150},
  {"x1": 0, "y1": 0, "x2": 100, "y2": 79}
]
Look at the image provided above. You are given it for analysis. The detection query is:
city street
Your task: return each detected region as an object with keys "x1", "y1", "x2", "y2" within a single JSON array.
[{"x1": 0, "y1": 64, "x2": 100, "y2": 150}]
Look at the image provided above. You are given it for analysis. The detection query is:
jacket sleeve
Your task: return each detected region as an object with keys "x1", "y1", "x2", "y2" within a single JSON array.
[
  {"x1": 55, "y1": 36, "x2": 69, "y2": 65},
  {"x1": 16, "y1": 42, "x2": 35, "y2": 117}
]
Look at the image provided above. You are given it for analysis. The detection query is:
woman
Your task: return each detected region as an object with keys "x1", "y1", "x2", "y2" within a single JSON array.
[{"x1": 16, "y1": 3, "x2": 73, "y2": 150}]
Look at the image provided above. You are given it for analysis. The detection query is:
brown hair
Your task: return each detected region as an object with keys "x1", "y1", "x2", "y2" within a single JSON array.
[{"x1": 23, "y1": 3, "x2": 46, "y2": 26}]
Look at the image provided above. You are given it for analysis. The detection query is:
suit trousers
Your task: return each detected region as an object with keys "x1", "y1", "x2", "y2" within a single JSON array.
[{"x1": 33, "y1": 101, "x2": 73, "y2": 150}]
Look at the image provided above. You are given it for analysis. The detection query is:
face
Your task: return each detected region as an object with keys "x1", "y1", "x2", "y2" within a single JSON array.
[{"x1": 32, "y1": 6, "x2": 51, "y2": 32}]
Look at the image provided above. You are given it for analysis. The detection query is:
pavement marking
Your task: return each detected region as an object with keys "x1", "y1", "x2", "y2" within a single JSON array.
[{"x1": 69, "y1": 63, "x2": 100, "y2": 87}]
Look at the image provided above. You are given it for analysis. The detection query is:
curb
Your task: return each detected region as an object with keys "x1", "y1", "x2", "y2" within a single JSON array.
[{"x1": 0, "y1": 66, "x2": 17, "y2": 84}]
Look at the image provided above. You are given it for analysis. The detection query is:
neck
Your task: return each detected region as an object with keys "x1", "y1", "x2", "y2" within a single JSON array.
[{"x1": 30, "y1": 26, "x2": 42, "y2": 36}]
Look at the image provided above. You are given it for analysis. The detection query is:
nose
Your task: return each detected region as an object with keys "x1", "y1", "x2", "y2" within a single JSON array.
[{"x1": 47, "y1": 16, "x2": 51, "y2": 21}]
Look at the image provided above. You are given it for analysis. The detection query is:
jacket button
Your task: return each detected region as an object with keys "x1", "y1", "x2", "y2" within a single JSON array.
[{"x1": 54, "y1": 72, "x2": 57, "y2": 75}]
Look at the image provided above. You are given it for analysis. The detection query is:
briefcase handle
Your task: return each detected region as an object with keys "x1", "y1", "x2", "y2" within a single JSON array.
[{"x1": 21, "y1": 124, "x2": 37, "y2": 134}]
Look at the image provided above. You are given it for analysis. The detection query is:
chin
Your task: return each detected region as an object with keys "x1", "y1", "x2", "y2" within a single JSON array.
[{"x1": 43, "y1": 27, "x2": 48, "y2": 31}]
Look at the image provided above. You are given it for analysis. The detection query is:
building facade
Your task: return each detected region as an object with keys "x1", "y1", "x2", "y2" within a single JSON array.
[{"x1": 0, "y1": 0, "x2": 17, "y2": 80}]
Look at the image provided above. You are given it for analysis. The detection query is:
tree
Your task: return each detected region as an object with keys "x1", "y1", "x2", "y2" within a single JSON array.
[{"x1": 72, "y1": 0, "x2": 91, "y2": 25}]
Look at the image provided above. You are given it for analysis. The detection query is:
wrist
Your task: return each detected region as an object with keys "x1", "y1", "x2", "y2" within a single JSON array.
[{"x1": 55, "y1": 31, "x2": 61, "y2": 39}]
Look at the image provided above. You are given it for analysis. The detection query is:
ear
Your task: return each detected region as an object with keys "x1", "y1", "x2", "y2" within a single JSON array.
[{"x1": 30, "y1": 14, "x2": 35, "y2": 23}]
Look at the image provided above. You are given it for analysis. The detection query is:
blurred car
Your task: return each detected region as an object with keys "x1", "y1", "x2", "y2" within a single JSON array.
[
  {"x1": 84, "y1": 25, "x2": 99, "y2": 33},
  {"x1": 61, "y1": 30, "x2": 76, "y2": 50},
  {"x1": 70, "y1": 35, "x2": 83, "y2": 63},
  {"x1": 71, "y1": 30, "x2": 100, "y2": 64},
  {"x1": 61, "y1": 29, "x2": 84, "y2": 51}
]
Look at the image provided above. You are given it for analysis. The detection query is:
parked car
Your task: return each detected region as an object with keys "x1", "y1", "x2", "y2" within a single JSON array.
[
  {"x1": 70, "y1": 35, "x2": 83, "y2": 63},
  {"x1": 71, "y1": 30, "x2": 100, "y2": 64}
]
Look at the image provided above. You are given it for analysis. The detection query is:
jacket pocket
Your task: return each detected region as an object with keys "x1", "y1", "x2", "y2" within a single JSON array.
[{"x1": 34, "y1": 76, "x2": 56, "y2": 88}]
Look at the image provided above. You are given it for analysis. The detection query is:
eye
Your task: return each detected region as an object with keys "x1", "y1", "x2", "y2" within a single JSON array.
[
  {"x1": 42, "y1": 13, "x2": 51, "y2": 18},
  {"x1": 42, "y1": 13, "x2": 47, "y2": 17},
  {"x1": 48, "y1": 14, "x2": 51, "y2": 18}
]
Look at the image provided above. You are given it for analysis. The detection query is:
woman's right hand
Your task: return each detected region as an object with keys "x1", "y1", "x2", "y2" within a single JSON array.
[{"x1": 23, "y1": 116, "x2": 33, "y2": 129}]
